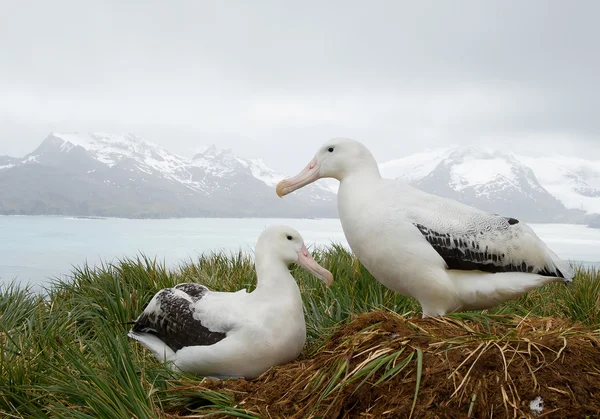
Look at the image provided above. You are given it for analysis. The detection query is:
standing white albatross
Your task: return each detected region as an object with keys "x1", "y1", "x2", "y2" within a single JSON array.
[
  {"x1": 128, "y1": 225, "x2": 333, "y2": 379},
  {"x1": 276, "y1": 139, "x2": 574, "y2": 317}
]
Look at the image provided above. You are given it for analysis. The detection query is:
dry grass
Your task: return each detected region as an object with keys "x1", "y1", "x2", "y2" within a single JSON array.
[{"x1": 168, "y1": 312, "x2": 600, "y2": 418}]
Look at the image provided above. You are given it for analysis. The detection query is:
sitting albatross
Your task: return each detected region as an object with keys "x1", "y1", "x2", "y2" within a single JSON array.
[
  {"x1": 128, "y1": 225, "x2": 333, "y2": 379},
  {"x1": 276, "y1": 139, "x2": 573, "y2": 317}
]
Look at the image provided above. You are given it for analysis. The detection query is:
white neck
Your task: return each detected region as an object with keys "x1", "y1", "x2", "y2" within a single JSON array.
[
  {"x1": 339, "y1": 165, "x2": 381, "y2": 194},
  {"x1": 253, "y1": 251, "x2": 301, "y2": 297},
  {"x1": 339, "y1": 153, "x2": 382, "y2": 184},
  {"x1": 336, "y1": 158, "x2": 385, "y2": 215}
]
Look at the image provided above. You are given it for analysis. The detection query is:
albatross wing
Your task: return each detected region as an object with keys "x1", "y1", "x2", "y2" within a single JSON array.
[
  {"x1": 128, "y1": 283, "x2": 228, "y2": 356},
  {"x1": 405, "y1": 193, "x2": 574, "y2": 281}
]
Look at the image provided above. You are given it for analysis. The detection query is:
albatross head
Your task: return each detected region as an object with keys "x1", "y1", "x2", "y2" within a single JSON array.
[
  {"x1": 258, "y1": 225, "x2": 334, "y2": 288},
  {"x1": 276, "y1": 138, "x2": 378, "y2": 197}
]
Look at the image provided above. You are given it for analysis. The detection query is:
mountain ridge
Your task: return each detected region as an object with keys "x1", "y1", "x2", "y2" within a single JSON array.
[
  {"x1": 380, "y1": 145, "x2": 599, "y2": 225},
  {"x1": 0, "y1": 133, "x2": 336, "y2": 218},
  {"x1": 1, "y1": 134, "x2": 599, "y2": 225}
]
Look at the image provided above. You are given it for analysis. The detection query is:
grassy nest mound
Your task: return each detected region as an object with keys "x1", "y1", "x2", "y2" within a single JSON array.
[{"x1": 172, "y1": 311, "x2": 600, "y2": 418}]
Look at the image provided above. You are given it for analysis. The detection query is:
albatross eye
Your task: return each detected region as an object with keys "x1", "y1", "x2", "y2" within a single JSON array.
[
  {"x1": 287, "y1": 235, "x2": 293, "y2": 240},
  {"x1": 328, "y1": 147, "x2": 334, "y2": 152}
]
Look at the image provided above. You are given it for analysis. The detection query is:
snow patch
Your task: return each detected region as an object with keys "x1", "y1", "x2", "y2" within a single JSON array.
[
  {"x1": 59, "y1": 141, "x2": 75, "y2": 153},
  {"x1": 23, "y1": 155, "x2": 39, "y2": 163},
  {"x1": 450, "y1": 156, "x2": 517, "y2": 191},
  {"x1": 248, "y1": 158, "x2": 282, "y2": 187},
  {"x1": 379, "y1": 147, "x2": 454, "y2": 182},
  {"x1": 519, "y1": 155, "x2": 600, "y2": 214},
  {"x1": 52, "y1": 132, "x2": 92, "y2": 148}
]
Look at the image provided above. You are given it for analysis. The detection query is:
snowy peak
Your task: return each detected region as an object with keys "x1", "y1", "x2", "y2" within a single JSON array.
[
  {"x1": 201, "y1": 144, "x2": 218, "y2": 157},
  {"x1": 517, "y1": 155, "x2": 600, "y2": 215},
  {"x1": 193, "y1": 144, "x2": 251, "y2": 169},
  {"x1": 247, "y1": 158, "x2": 281, "y2": 187},
  {"x1": 49, "y1": 132, "x2": 186, "y2": 169},
  {"x1": 18, "y1": 132, "x2": 334, "y2": 202},
  {"x1": 422, "y1": 148, "x2": 546, "y2": 197},
  {"x1": 382, "y1": 146, "x2": 542, "y2": 193},
  {"x1": 32, "y1": 132, "x2": 80, "y2": 155},
  {"x1": 0, "y1": 133, "x2": 336, "y2": 218},
  {"x1": 194, "y1": 144, "x2": 236, "y2": 160},
  {"x1": 442, "y1": 147, "x2": 545, "y2": 195},
  {"x1": 379, "y1": 147, "x2": 455, "y2": 182},
  {"x1": 192, "y1": 144, "x2": 247, "y2": 175},
  {"x1": 380, "y1": 146, "x2": 578, "y2": 222},
  {"x1": 7, "y1": 133, "x2": 596, "y2": 221},
  {"x1": 192, "y1": 143, "x2": 332, "y2": 192}
]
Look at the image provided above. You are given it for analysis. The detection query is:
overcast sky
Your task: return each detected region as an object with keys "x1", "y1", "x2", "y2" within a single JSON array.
[{"x1": 1, "y1": 0, "x2": 599, "y2": 171}]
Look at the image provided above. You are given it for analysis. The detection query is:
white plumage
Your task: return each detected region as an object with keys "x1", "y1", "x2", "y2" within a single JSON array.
[
  {"x1": 128, "y1": 225, "x2": 333, "y2": 378},
  {"x1": 277, "y1": 138, "x2": 573, "y2": 316}
]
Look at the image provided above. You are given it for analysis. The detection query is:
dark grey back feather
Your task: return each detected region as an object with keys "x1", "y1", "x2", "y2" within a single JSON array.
[
  {"x1": 413, "y1": 219, "x2": 565, "y2": 278},
  {"x1": 131, "y1": 283, "x2": 226, "y2": 352}
]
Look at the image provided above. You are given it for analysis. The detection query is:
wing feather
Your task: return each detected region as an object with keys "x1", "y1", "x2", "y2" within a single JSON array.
[
  {"x1": 130, "y1": 283, "x2": 227, "y2": 352},
  {"x1": 404, "y1": 192, "x2": 573, "y2": 280}
]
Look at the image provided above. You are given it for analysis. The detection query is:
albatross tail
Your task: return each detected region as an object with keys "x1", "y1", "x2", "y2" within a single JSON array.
[
  {"x1": 128, "y1": 330, "x2": 176, "y2": 362},
  {"x1": 545, "y1": 247, "x2": 575, "y2": 283},
  {"x1": 520, "y1": 223, "x2": 575, "y2": 283}
]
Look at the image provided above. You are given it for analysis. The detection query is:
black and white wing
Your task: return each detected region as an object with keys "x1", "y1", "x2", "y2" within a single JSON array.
[
  {"x1": 130, "y1": 283, "x2": 227, "y2": 352},
  {"x1": 407, "y1": 199, "x2": 574, "y2": 280}
]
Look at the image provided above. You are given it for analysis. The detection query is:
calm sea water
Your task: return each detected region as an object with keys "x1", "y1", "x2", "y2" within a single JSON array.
[{"x1": 1, "y1": 216, "x2": 599, "y2": 290}]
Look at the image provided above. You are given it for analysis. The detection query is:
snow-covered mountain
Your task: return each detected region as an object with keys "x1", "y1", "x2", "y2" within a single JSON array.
[
  {"x1": 0, "y1": 133, "x2": 335, "y2": 218},
  {"x1": 517, "y1": 155, "x2": 600, "y2": 215},
  {"x1": 3, "y1": 134, "x2": 598, "y2": 223},
  {"x1": 380, "y1": 146, "x2": 599, "y2": 223}
]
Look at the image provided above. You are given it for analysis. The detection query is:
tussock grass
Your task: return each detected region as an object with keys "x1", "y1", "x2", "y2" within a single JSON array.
[
  {"x1": 0, "y1": 247, "x2": 599, "y2": 418},
  {"x1": 175, "y1": 312, "x2": 600, "y2": 418}
]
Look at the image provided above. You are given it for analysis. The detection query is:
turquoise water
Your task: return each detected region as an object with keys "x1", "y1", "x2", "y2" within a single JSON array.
[{"x1": 1, "y1": 216, "x2": 598, "y2": 289}]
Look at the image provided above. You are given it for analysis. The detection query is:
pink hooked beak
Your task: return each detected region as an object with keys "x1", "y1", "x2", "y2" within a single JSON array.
[
  {"x1": 276, "y1": 157, "x2": 320, "y2": 198},
  {"x1": 297, "y1": 244, "x2": 333, "y2": 288}
]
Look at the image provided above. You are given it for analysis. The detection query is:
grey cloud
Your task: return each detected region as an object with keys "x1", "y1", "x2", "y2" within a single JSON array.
[{"x1": 0, "y1": 0, "x2": 599, "y2": 171}]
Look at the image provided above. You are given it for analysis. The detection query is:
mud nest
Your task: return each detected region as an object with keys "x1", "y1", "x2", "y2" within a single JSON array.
[{"x1": 170, "y1": 311, "x2": 600, "y2": 418}]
